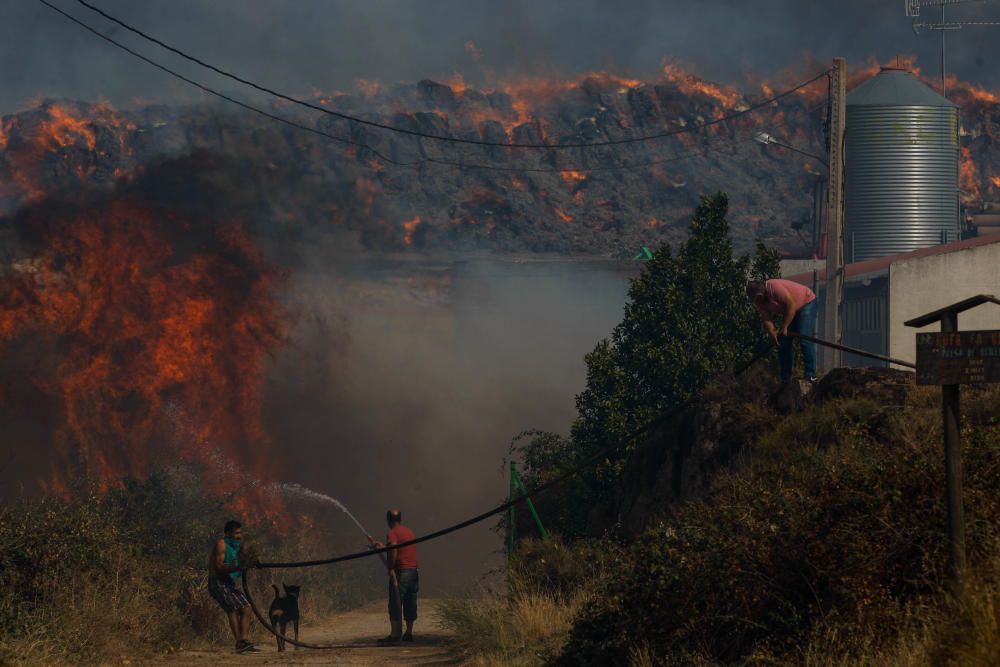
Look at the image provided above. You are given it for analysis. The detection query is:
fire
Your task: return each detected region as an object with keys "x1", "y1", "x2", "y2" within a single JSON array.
[
  {"x1": 0, "y1": 100, "x2": 141, "y2": 209},
  {"x1": 573, "y1": 191, "x2": 585, "y2": 206},
  {"x1": 0, "y1": 166, "x2": 285, "y2": 514},
  {"x1": 661, "y1": 62, "x2": 742, "y2": 109},
  {"x1": 645, "y1": 217, "x2": 660, "y2": 230},
  {"x1": 991, "y1": 175, "x2": 1000, "y2": 189},
  {"x1": 961, "y1": 146, "x2": 981, "y2": 201},
  {"x1": 402, "y1": 215, "x2": 422, "y2": 245},
  {"x1": 560, "y1": 170, "x2": 588, "y2": 185},
  {"x1": 448, "y1": 73, "x2": 468, "y2": 95},
  {"x1": 960, "y1": 82, "x2": 999, "y2": 105},
  {"x1": 554, "y1": 208, "x2": 574, "y2": 223},
  {"x1": 40, "y1": 104, "x2": 97, "y2": 151}
]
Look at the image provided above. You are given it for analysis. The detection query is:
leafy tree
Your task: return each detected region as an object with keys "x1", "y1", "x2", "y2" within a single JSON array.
[{"x1": 514, "y1": 192, "x2": 780, "y2": 539}]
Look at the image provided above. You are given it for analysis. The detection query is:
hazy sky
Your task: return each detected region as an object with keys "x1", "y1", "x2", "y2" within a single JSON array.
[{"x1": 4, "y1": 0, "x2": 1000, "y2": 114}]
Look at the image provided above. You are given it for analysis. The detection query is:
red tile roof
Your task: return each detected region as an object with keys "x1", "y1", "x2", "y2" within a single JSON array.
[{"x1": 786, "y1": 234, "x2": 1000, "y2": 286}]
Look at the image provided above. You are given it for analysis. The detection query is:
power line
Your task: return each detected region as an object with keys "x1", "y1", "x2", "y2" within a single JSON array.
[
  {"x1": 36, "y1": 0, "x2": 766, "y2": 176},
  {"x1": 36, "y1": 0, "x2": 420, "y2": 168},
  {"x1": 73, "y1": 0, "x2": 830, "y2": 151}
]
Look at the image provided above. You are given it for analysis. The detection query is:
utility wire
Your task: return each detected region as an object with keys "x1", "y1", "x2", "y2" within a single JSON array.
[
  {"x1": 36, "y1": 0, "x2": 420, "y2": 168},
  {"x1": 73, "y1": 0, "x2": 830, "y2": 150},
  {"x1": 36, "y1": 0, "x2": 763, "y2": 176}
]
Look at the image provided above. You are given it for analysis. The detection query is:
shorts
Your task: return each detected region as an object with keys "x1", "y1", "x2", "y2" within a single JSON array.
[
  {"x1": 208, "y1": 575, "x2": 249, "y2": 613},
  {"x1": 388, "y1": 569, "x2": 419, "y2": 622}
]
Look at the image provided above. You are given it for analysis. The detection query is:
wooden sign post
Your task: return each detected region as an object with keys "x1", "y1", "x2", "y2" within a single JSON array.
[{"x1": 905, "y1": 295, "x2": 1000, "y2": 587}]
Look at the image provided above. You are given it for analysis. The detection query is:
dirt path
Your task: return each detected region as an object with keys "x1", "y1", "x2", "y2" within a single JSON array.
[{"x1": 141, "y1": 600, "x2": 459, "y2": 666}]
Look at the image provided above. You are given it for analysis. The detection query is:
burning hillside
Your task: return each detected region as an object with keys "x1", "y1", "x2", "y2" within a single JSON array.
[
  {"x1": 3, "y1": 62, "x2": 999, "y2": 257},
  {"x1": 0, "y1": 65, "x2": 824, "y2": 257},
  {"x1": 2, "y1": 60, "x2": 1000, "y2": 502}
]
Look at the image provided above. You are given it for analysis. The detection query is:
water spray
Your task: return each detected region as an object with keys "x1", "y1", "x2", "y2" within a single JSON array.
[
  {"x1": 276, "y1": 483, "x2": 374, "y2": 542},
  {"x1": 276, "y1": 483, "x2": 399, "y2": 598}
]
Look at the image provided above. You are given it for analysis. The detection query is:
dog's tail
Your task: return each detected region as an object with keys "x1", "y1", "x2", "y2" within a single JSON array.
[{"x1": 272, "y1": 584, "x2": 281, "y2": 600}]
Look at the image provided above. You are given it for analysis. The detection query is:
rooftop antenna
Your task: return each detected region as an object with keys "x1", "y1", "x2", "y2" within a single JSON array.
[{"x1": 907, "y1": 0, "x2": 998, "y2": 98}]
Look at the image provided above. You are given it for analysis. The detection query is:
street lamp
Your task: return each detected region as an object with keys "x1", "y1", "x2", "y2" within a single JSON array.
[
  {"x1": 753, "y1": 130, "x2": 829, "y2": 258},
  {"x1": 753, "y1": 131, "x2": 829, "y2": 167}
]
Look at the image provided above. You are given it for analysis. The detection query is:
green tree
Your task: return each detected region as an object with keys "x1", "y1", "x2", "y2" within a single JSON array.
[{"x1": 514, "y1": 192, "x2": 779, "y2": 538}]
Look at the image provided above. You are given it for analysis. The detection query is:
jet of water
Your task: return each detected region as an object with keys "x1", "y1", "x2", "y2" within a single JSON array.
[{"x1": 276, "y1": 483, "x2": 372, "y2": 539}]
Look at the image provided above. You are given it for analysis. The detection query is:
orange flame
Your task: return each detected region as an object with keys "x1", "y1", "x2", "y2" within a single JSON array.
[
  {"x1": 661, "y1": 62, "x2": 742, "y2": 109},
  {"x1": 961, "y1": 146, "x2": 981, "y2": 201},
  {"x1": 402, "y1": 215, "x2": 422, "y2": 245},
  {"x1": 448, "y1": 73, "x2": 468, "y2": 95},
  {"x1": 560, "y1": 170, "x2": 588, "y2": 185},
  {"x1": 554, "y1": 208, "x2": 573, "y2": 223},
  {"x1": 41, "y1": 104, "x2": 97, "y2": 151},
  {"x1": 0, "y1": 184, "x2": 285, "y2": 516}
]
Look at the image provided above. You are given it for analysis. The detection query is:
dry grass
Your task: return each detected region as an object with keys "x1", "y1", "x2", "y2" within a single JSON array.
[
  {"x1": 436, "y1": 579, "x2": 586, "y2": 667},
  {"x1": 0, "y1": 470, "x2": 380, "y2": 666},
  {"x1": 0, "y1": 550, "x2": 209, "y2": 667}
]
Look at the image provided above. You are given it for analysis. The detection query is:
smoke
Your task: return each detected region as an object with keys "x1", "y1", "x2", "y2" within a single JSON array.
[
  {"x1": 261, "y1": 251, "x2": 631, "y2": 590},
  {"x1": 5, "y1": 0, "x2": 1000, "y2": 114}
]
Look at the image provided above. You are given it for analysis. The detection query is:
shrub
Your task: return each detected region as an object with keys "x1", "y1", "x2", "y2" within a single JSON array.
[
  {"x1": 558, "y1": 387, "x2": 1000, "y2": 665},
  {"x1": 514, "y1": 194, "x2": 780, "y2": 540},
  {"x1": 0, "y1": 467, "x2": 380, "y2": 665}
]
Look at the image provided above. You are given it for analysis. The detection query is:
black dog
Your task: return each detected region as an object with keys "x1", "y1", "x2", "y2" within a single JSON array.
[{"x1": 267, "y1": 583, "x2": 301, "y2": 651}]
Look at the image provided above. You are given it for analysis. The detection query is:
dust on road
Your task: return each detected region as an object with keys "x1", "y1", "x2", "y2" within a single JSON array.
[{"x1": 141, "y1": 600, "x2": 458, "y2": 666}]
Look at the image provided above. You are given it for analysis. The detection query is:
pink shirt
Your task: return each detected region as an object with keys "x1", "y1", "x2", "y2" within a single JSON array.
[{"x1": 759, "y1": 279, "x2": 816, "y2": 315}]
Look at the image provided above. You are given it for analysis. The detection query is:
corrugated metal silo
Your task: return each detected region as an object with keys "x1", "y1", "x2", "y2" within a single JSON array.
[{"x1": 845, "y1": 68, "x2": 960, "y2": 262}]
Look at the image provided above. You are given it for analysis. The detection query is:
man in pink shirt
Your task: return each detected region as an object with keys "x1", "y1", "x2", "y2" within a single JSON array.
[{"x1": 746, "y1": 278, "x2": 818, "y2": 383}]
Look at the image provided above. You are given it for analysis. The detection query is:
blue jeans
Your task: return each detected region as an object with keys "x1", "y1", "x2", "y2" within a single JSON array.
[
  {"x1": 779, "y1": 300, "x2": 817, "y2": 381},
  {"x1": 389, "y1": 569, "x2": 419, "y2": 622}
]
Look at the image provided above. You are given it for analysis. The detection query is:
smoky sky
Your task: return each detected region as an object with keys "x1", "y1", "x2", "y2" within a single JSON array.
[{"x1": 4, "y1": 0, "x2": 1000, "y2": 115}]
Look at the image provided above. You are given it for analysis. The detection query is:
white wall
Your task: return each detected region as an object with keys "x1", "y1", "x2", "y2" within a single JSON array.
[{"x1": 888, "y1": 241, "x2": 1000, "y2": 364}]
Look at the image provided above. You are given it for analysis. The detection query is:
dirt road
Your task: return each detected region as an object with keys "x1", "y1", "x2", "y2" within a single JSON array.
[{"x1": 142, "y1": 600, "x2": 459, "y2": 666}]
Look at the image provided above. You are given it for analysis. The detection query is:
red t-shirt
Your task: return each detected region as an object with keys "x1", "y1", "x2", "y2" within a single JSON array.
[{"x1": 387, "y1": 524, "x2": 419, "y2": 571}]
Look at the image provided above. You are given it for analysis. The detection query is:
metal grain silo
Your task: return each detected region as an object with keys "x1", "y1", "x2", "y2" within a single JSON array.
[{"x1": 845, "y1": 68, "x2": 959, "y2": 262}]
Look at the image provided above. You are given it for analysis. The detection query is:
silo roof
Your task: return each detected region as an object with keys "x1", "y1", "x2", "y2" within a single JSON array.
[{"x1": 847, "y1": 69, "x2": 956, "y2": 107}]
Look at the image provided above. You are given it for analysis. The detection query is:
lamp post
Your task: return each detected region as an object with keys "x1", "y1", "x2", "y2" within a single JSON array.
[
  {"x1": 755, "y1": 58, "x2": 846, "y2": 374},
  {"x1": 753, "y1": 132, "x2": 829, "y2": 167}
]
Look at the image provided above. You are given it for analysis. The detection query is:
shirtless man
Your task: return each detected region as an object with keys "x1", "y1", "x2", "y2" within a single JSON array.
[
  {"x1": 207, "y1": 520, "x2": 258, "y2": 653},
  {"x1": 747, "y1": 278, "x2": 819, "y2": 383}
]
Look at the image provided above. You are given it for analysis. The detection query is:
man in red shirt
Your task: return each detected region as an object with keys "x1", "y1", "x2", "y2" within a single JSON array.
[
  {"x1": 747, "y1": 278, "x2": 819, "y2": 383},
  {"x1": 374, "y1": 509, "x2": 419, "y2": 644}
]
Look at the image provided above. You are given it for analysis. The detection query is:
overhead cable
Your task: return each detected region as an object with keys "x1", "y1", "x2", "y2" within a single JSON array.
[
  {"x1": 73, "y1": 0, "x2": 831, "y2": 150},
  {"x1": 37, "y1": 0, "x2": 766, "y2": 176}
]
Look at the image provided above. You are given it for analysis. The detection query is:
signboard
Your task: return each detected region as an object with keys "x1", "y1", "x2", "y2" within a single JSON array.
[{"x1": 916, "y1": 330, "x2": 1000, "y2": 385}]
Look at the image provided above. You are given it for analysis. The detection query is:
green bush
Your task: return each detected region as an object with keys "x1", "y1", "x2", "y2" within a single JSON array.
[{"x1": 513, "y1": 194, "x2": 780, "y2": 540}]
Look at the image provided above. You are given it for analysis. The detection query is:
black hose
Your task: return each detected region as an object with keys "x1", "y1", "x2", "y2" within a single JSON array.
[
  {"x1": 239, "y1": 331, "x2": 907, "y2": 649},
  {"x1": 238, "y1": 342, "x2": 775, "y2": 649},
  {"x1": 790, "y1": 333, "x2": 916, "y2": 369}
]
